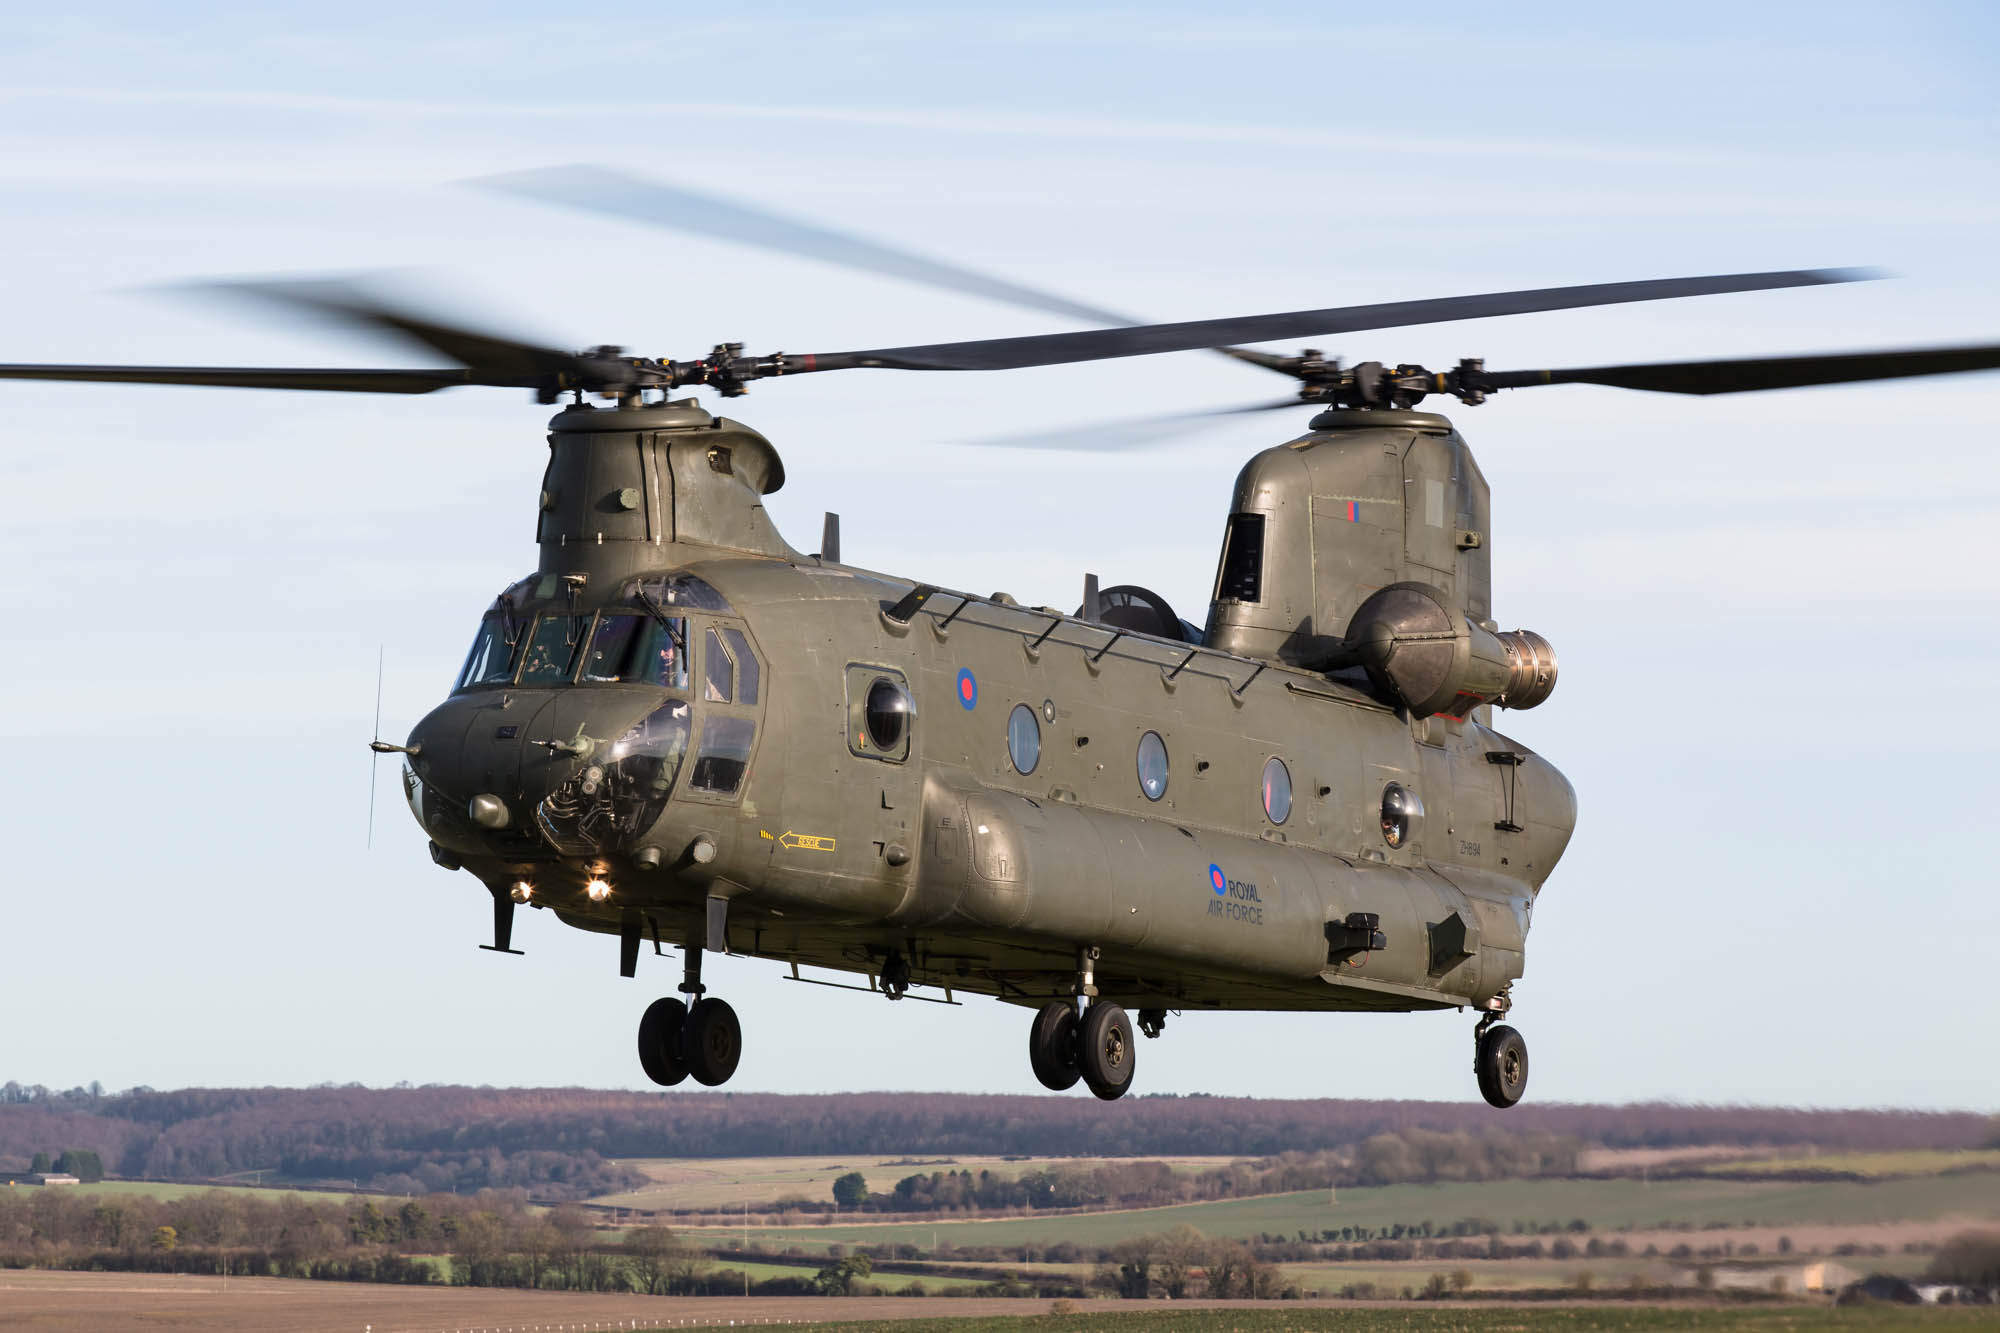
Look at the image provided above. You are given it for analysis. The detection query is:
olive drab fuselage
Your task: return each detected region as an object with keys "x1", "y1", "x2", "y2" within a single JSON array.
[{"x1": 403, "y1": 397, "x2": 1575, "y2": 1028}]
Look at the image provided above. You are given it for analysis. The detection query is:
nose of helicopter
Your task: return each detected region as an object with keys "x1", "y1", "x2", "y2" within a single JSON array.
[{"x1": 401, "y1": 686, "x2": 672, "y2": 856}]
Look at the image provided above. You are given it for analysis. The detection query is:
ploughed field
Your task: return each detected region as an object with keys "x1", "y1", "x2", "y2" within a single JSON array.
[{"x1": 3, "y1": 1272, "x2": 1988, "y2": 1333}]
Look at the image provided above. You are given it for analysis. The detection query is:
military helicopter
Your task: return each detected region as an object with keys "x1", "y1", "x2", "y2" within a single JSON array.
[{"x1": 7, "y1": 168, "x2": 1997, "y2": 1109}]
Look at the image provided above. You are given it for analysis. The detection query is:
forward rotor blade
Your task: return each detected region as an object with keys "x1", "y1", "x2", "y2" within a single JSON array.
[
  {"x1": 966, "y1": 398, "x2": 1302, "y2": 451},
  {"x1": 1483, "y1": 342, "x2": 2000, "y2": 396},
  {"x1": 795, "y1": 269, "x2": 1878, "y2": 374},
  {"x1": 192, "y1": 278, "x2": 588, "y2": 385},
  {"x1": 479, "y1": 164, "x2": 1141, "y2": 328},
  {"x1": 475, "y1": 164, "x2": 1296, "y2": 377},
  {"x1": 0, "y1": 364, "x2": 472, "y2": 392}
]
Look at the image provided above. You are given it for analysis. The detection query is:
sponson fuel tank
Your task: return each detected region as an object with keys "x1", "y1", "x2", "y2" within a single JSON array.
[{"x1": 896, "y1": 766, "x2": 1556, "y2": 1008}]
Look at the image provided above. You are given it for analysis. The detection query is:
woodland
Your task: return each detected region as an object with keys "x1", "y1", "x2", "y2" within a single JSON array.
[{"x1": 0, "y1": 1082, "x2": 1991, "y2": 1200}]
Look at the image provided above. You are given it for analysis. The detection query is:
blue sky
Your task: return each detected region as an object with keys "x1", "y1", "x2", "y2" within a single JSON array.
[{"x1": 2, "y1": 2, "x2": 1995, "y2": 1110}]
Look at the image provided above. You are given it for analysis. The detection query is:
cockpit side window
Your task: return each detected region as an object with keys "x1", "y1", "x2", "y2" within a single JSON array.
[
  {"x1": 689, "y1": 714, "x2": 756, "y2": 796},
  {"x1": 518, "y1": 614, "x2": 589, "y2": 685},
  {"x1": 703, "y1": 627, "x2": 734, "y2": 703},
  {"x1": 722, "y1": 627, "x2": 759, "y2": 706},
  {"x1": 456, "y1": 616, "x2": 522, "y2": 691}
]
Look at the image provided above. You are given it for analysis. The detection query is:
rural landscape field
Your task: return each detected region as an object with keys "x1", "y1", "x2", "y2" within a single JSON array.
[{"x1": 3, "y1": 1085, "x2": 1996, "y2": 1329}]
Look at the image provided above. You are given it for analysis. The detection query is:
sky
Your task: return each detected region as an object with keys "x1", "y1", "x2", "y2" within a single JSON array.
[{"x1": 1, "y1": 1, "x2": 1995, "y2": 1112}]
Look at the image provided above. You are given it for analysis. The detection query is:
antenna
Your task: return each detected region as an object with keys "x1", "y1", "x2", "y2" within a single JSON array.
[
  {"x1": 367, "y1": 646, "x2": 384, "y2": 849},
  {"x1": 820, "y1": 511, "x2": 841, "y2": 564},
  {"x1": 1082, "y1": 572, "x2": 1102, "y2": 623}
]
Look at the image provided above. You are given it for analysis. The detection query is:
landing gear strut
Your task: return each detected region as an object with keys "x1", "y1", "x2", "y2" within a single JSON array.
[
  {"x1": 1473, "y1": 1008, "x2": 1528, "y2": 1109},
  {"x1": 637, "y1": 940, "x2": 742, "y2": 1088},
  {"x1": 1025, "y1": 947, "x2": 1138, "y2": 1100}
]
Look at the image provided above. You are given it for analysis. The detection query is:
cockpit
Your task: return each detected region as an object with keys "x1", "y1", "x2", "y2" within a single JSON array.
[{"x1": 419, "y1": 572, "x2": 765, "y2": 860}]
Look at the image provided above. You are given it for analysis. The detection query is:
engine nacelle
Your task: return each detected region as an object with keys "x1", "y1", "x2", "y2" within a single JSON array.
[{"x1": 1345, "y1": 582, "x2": 1556, "y2": 718}]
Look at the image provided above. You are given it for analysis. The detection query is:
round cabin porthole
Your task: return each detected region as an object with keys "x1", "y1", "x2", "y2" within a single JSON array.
[
  {"x1": 1007, "y1": 703, "x2": 1041, "y2": 775},
  {"x1": 864, "y1": 677, "x2": 911, "y2": 751},
  {"x1": 1136, "y1": 730, "x2": 1169, "y2": 801},
  {"x1": 1381, "y1": 782, "x2": 1423, "y2": 849},
  {"x1": 1262, "y1": 756, "x2": 1292, "y2": 825}
]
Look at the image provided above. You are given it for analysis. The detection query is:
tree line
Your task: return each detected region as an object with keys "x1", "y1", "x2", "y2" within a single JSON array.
[
  {"x1": 1, "y1": 1081, "x2": 1987, "y2": 1198},
  {"x1": 817, "y1": 1129, "x2": 1581, "y2": 1214}
]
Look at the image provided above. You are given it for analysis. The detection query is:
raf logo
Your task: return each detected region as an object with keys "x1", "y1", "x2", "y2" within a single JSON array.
[{"x1": 1206, "y1": 863, "x2": 1265, "y2": 925}]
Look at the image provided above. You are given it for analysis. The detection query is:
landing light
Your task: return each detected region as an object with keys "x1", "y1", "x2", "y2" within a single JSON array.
[
  {"x1": 509, "y1": 881, "x2": 533, "y2": 904},
  {"x1": 585, "y1": 877, "x2": 613, "y2": 902}
]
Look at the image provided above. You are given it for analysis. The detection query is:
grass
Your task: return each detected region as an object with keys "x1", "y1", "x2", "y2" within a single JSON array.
[
  {"x1": 780, "y1": 1307, "x2": 2000, "y2": 1333},
  {"x1": 593, "y1": 1154, "x2": 1237, "y2": 1212},
  {"x1": 1702, "y1": 1150, "x2": 2000, "y2": 1179},
  {"x1": 678, "y1": 1174, "x2": 2000, "y2": 1254}
]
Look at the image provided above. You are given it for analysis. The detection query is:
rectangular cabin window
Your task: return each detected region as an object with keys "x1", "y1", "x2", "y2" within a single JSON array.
[{"x1": 1216, "y1": 512, "x2": 1266, "y2": 603}]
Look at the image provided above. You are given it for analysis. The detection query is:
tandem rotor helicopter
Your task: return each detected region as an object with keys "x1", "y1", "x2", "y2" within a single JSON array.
[{"x1": 8, "y1": 167, "x2": 1997, "y2": 1107}]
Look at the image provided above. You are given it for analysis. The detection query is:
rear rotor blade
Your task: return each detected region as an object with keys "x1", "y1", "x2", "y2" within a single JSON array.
[
  {"x1": 965, "y1": 398, "x2": 1303, "y2": 451},
  {"x1": 476, "y1": 164, "x2": 1298, "y2": 378},
  {"x1": 794, "y1": 269, "x2": 1878, "y2": 374},
  {"x1": 0, "y1": 364, "x2": 472, "y2": 392},
  {"x1": 1484, "y1": 343, "x2": 2000, "y2": 396}
]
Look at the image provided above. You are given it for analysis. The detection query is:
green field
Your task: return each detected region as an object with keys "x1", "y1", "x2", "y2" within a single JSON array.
[
  {"x1": 678, "y1": 1174, "x2": 2000, "y2": 1254},
  {"x1": 1703, "y1": 1150, "x2": 2000, "y2": 1179},
  {"x1": 779, "y1": 1307, "x2": 2000, "y2": 1333},
  {"x1": 594, "y1": 1154, "x2": 1237, "y2": 1212}
]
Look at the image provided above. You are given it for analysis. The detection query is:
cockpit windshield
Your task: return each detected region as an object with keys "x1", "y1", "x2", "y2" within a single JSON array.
[
  {"x1": 458, "y1": 616, "x2": 523, "y2": 690},
  {"x1": 455, "y1": 609, "x2": 690, "y2": 692},
  {"x1": 582, "y1": 614, "x2": 689, "y2": 688}
]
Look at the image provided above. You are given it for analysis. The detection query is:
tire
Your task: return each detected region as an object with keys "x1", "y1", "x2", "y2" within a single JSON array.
[
  {"x1": 1475, "y1": 1024, "x2": 1529, "y2": 1109},
  {"x1": 1027, "y1": 1002, "x2": 1080, "y2": 1091},
  {"x1": 1077, "y1": 1002, "x2": 1136, "y2": 1101},
  {"x1": 637, "y1": 997, "x2": 689, "y2": 1087},
  {"x1": 684, "y1": 997, "x2": 743, "y2": 1087}
]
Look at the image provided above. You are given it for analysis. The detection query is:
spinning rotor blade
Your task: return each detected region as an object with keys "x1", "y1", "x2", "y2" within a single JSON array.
[
  {"x1": 194, "y1": 278, "x2": 590, "y2": 385},
  {"x1": 1482, "y1": 342, "x2": 2000, "y2": 396},
  {"x1": 967, "y1": 399, "x2": 1301, "y2": 451},
  {"x1": 1, "y1": 279, "x2": 638, "y2": 397},
  {"x1": 474, "y1": 164, "x2": 1295, "y2": 375},
  {"x1": 0, "y1": 365, "x2": 471, "y2": 392},
  {"x1": 792, "y1": 269, "x2": 1876, "y2": 374}
]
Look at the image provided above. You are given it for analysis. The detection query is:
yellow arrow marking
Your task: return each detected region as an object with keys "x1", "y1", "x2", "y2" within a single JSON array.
[{"x1": 776, "y1": 831, "x2": 836, "y2": 852}]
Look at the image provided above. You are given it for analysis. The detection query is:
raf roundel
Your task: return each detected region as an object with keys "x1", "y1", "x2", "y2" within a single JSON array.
[
  {"x1": 1208, "y1": 863, "x2": 1228, "y2": 896},
  {"x1": 955, "y1": 668, "x2": 978, "y2": 710}
]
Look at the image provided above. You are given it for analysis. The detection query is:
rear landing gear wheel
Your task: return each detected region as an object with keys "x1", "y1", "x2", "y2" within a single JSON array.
[
  {"x1": 1475, "y1": 1023, "x2": 1528, "y2": 1109},
  {"x1": 684, "y1": 996, "x2": 742, "y2": 1087},
  {"x1": 1028, "y1": 1002, "x2": 1080, "y2": 1091},
  {"x1": 637, "y1": 997, "x2": 689, "y2": 1087},
  {"x1": 1077, "y1": 1001, "x2": 1136, "y2": 1101}
]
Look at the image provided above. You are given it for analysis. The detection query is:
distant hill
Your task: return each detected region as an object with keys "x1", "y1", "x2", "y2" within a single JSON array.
[{"x1": 0, "y1": 1082, "x2": 1988, "y2": 1200}]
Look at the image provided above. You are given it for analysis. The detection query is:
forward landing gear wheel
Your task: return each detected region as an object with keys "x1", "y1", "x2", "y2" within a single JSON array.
[
  {"x1": 1077, "y1": 1002, "x2": 1136, "y2": 1101},
  {"x1": 638, "y1": 997, "x2": 689, "y2": 1087},
  {"x1": 684, "y1": 997, "x2": 742, "y2": 1087},
  {"x1": 1028, "y1": 1002, "x2": 1080, "y2": 1091},
  {"x1": 1475, "y1": 1023, "x2": 1528, "y2": 1108}
]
